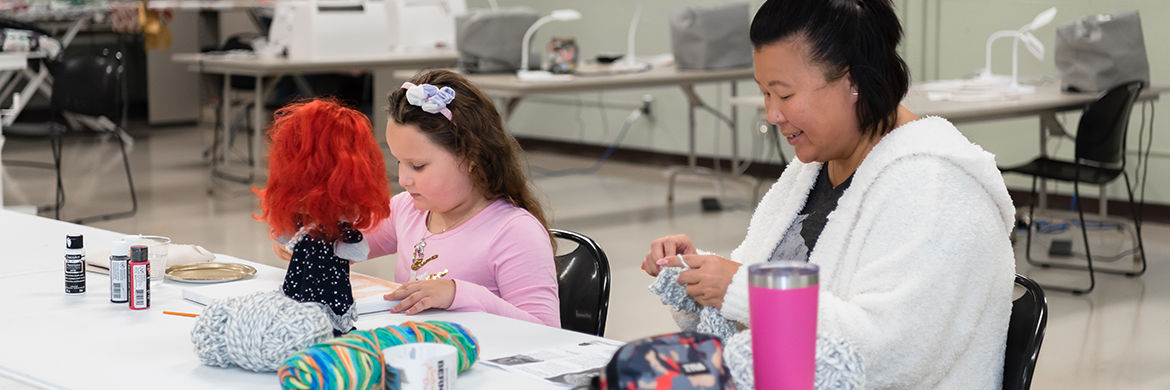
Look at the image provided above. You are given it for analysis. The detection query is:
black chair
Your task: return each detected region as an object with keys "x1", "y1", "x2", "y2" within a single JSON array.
[
  {"x1": 1004, "y1": 274, "x2": 1048, "y2": 390},
  {"x1": 2, "y1": 51, "x2": 137, "y2": 224},
  {"x1": 1000, "y1": 81, "x2": 1146, "y2": 294},
  {"x1": 551, "y1": 229, "x2": 611, "y2": 337}
]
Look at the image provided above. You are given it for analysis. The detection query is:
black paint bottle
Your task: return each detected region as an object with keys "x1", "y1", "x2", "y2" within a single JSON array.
[{"x1": 65, "y1": 234, "x2": 85, "y2": 295}]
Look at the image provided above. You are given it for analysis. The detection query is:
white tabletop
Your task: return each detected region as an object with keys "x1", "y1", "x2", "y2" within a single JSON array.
[
  {"x1": 731, "y1": 82, "x2": 1169, "y2": 124},
  {"x1": 463, "y1": 65, "x2": 755, "y2": 99},
  {"x1": 0, "y1": 210, "x2": 605, "y2": 389},
  {"x1": 171, "y1": 51, "x2": 460, "y2": 77}
]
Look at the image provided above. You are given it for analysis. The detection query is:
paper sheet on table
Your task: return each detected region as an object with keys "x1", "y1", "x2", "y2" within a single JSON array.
[
  {"x1": 182, "y1": 273, "x2": 401, "y2": 315},
  {"x1": 481, "y1": 339, "x2": 626, "y2": 387},
  {"x1": 87, "y1": 244, "x2": 216, "y2": 274}
]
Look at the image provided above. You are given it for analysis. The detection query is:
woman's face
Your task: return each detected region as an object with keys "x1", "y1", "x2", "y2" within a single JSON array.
[
  {"x1": 386, "y1": 121, "x2": 477, "y2": 213},
  {"x1": 754, "y1": 39, "x2": 864, "y2": 164}
]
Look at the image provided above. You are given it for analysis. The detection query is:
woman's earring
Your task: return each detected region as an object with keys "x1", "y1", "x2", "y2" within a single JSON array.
[{"x1": 852, "y1": 92, "x2": 859, "y2": 96}]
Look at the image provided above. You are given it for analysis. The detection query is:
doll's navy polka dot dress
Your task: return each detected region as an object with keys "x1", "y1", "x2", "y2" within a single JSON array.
[{"x1": 282, "y1": 225, "x2": 365, "y2": 335}]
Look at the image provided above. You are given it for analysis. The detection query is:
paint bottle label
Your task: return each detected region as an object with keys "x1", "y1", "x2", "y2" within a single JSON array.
[
  {"x1": 65, "y1": 235, "x2": 85, "y2": 295},
  {"x1": 110, "y1": 240, "x2": 130, "y2": 303},
  {"x1": 109, "y1": 257, "x2": 129, "y2": 303},
  {"x1": 65, "y1": 253, "x2": 85, "y2": 294},
  {"x1": 130, "y1": 262, "x2": 150, "y2": 310}
]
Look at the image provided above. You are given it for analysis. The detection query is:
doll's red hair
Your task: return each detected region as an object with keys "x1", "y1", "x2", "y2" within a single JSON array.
[{"x1": 254, "y1": 98, "x2": 391, "y2": 241}]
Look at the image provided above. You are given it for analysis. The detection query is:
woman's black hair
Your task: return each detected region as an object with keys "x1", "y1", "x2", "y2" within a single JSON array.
[{"x1": 750, "y1": 0, "x2": 910, "y2": 138}]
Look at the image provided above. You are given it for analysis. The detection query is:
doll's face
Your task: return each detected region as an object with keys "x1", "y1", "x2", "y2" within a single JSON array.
[{"x1": 386, "y1": 121, "x2": 478, "y2": 214}]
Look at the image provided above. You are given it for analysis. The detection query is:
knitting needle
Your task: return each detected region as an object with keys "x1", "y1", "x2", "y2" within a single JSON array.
[{"x1": 163, "y1": 311, "x2": 199, "y2": 318}]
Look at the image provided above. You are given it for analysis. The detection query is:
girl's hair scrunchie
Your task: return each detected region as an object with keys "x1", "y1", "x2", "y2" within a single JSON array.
[{"x1": 402, "y1": 82, "x2": 456, "y2": 122}]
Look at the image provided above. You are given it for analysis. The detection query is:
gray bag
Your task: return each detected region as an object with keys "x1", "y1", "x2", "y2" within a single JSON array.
[
  {"x1": 455, "y1": 7, "x2": 539, "y2": 74},
  {"x1": 1054, "y1": 11, "x2": 1149, "y2": 92},
  {"x1": 670, "y1": 2, "x2": 752, "y2": 71}
]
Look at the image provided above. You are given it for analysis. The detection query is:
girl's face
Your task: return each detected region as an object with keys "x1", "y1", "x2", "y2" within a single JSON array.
[
  {"x1": 386, "y1": 121, "x2": 478, "y2": 214},
  {"x1": 754, "y1": 39, "x2": 864, "y2": 164}
]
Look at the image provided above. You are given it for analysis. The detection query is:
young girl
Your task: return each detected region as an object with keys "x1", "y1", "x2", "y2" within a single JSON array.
[
  {"x1": 369, "y1": 69, "x2": 559, "y2": 327},
  {"x1": 255, "y1": 98, "x2": 392, "y2": 334}
]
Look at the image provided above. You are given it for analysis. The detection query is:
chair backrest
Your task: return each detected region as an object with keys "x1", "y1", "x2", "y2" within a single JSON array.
[
  {"x1": 1075, "y1": 81, "x2": 1144, "y2": 166},
  {"x1": 551, "y1": 229, "x2": 611, "y2": 337},
  {"x1": 51, "y1": 53, "x2": 122, "y2": 119},
  {"x1": 1003, "y1": 274, "x2": 1048, "y2": 390}
]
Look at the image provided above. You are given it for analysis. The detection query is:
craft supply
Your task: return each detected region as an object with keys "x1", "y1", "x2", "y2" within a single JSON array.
[
  {"x1": 64, "y1": 234, "x2": 85, "y2": 295},
  {"x1": 382, "y1": 343, "x2": 457, "y2": 390},
  {"x1": 109, "y1": 240, "x2": 130, "y2": 303},
  {"x1": 165, "y1": 262, "x2": 257, "y2": 283},
  {"x1": 163, "y1": 311, "x2": 199, "y2": 318},
  {"x1": 278, "y1": 321, "x2": 479, "y2": 390},
  {"x1": 191, "y1": 291, "x2": 334, "y2": 372},
  {"x1": 748, "y1": 261, "x2": 820, "y2": 390},
  {"x1": 129, "y1": 245, "x2": 151, "y2": 310}
]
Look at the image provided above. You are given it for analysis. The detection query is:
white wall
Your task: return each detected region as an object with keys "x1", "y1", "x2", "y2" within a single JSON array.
[{"x1": 478, "y1": 0, "x2": 1170, "y2": 205}]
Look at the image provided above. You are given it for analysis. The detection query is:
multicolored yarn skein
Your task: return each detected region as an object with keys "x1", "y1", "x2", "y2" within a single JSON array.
[{"x1": 278, "y1": 321, "x2": 479, "y2": 390}]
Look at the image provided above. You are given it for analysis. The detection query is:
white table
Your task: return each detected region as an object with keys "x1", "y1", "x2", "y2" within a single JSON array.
[
  {"x1": 464, "y1": 65, "x2": 758, "y2": 203},
  {"x1": 172, "y1": 51, "x2": 459, "y2": 183},
  {"x1": 732, "y1": 82, "x2": 1170, "y2": 213},
  {"x1": 0, "y1": 209, "x2": 606, "y2": 389}
]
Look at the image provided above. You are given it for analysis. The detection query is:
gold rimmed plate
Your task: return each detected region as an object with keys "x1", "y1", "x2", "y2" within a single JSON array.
[{"x1": 165, "y1": 262, "x2": 257, "y2": 283}]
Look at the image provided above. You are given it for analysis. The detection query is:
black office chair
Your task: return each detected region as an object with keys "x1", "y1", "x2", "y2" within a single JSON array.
[
  {"x1": 2, "y1": 51, "x2": 137, "y2": 224},
  {"x1": 1000, "y1": 81, "x2": 1146, "y2": 294},
  {"x1": 1004, "y1": 274, "x2": 1048, "y2": 390},
  {"x1": 550, "y1": 229, "x2": 611, "y2": 337}
]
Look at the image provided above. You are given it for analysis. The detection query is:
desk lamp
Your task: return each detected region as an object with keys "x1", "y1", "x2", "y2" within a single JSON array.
[
  {"x1": 610, "y1": 0, "x2": 650, "y2": 73},
  {"x1": 978, "y1": 7, "x2": 1057, "y2": 94},
  {"x1": 517, "y1": 9, "x2": 581, "y2": 82}
]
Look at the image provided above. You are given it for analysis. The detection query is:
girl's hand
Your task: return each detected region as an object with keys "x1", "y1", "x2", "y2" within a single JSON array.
[
  {"x1": 384, "y1": 279, "x2": 457, "y2": 315},
  {"x1": 657, "y1": 254, "x2": 740, "y2": 310},
  {"x1": 642, "y1": 234, "x2": 697, "y2": 277},
  {"x1": 272, "y1": 241, "x2": 292, "y2": 262}
]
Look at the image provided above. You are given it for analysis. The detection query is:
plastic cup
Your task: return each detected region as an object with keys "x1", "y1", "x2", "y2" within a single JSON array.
[
  {"x1": 748, "y1": 261, "x2": 819, "y2": 390},
  {"x1": 137, "y1": 235, "x2": 170, "y2": 281}
]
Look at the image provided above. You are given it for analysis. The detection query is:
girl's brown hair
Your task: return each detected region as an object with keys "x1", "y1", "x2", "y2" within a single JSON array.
[{"x1": 387, "y1": 69, "x2": 553, "y2": 247}]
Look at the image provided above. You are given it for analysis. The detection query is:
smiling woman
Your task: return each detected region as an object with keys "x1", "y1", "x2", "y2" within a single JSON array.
[{"x1": 642, "y1": 0, "x2": 1018, "y2": 388}]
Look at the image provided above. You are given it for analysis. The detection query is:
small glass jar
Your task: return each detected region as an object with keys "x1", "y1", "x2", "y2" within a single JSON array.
[{"x1": 547, "y1": 37, "x2": 578, "y2": 74}]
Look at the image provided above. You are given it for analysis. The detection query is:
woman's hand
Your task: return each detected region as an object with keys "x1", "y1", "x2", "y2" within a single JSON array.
[
  {"x1": 272, "y1": 241, "x2": 292, "y2": 262},
  {"x1": 658, "y1": 254, "x2": 741, "y2": 310},
  {"x1": 642, "y1": 234, "x2": 698, "y2": 277},
  {"x1": 384, "y1": 279, "x2": 457, "y2": 315}
]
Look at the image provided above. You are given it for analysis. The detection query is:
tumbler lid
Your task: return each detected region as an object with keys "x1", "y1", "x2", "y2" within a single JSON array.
[{"x1": 748, "y1": 261, "x2": 819, "y2": 289}]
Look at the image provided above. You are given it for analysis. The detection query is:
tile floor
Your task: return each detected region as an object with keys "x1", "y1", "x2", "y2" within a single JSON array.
[{"x1": 2, "y1": 124, "x2": 1168, "y2": 389}]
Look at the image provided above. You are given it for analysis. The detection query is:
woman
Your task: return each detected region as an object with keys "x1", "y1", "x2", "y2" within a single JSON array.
[{"x1": 642, "y1": 0, "x2": 1016, "y2": 388}]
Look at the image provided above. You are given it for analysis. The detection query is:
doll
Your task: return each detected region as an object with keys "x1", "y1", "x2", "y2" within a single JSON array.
[{"x1": 254, "y1": 98, "x2": 391, "y2": 335}]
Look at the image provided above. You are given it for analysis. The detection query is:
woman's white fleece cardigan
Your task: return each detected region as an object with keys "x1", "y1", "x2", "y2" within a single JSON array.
[{"x1": 720, "y1": 117, "x2": 1017, "y2": 389}]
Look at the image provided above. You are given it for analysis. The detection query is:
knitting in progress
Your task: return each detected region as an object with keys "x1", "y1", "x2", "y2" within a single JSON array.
[
  {"x1": 279, "y1": 321, "x2": 479, "y2": 390},
  {"x1": 191, "y1": 291, "x2": 334, "y2": 372},
  {"x1": 650, "y1": 266, "x2": 865, "y2": 389}
]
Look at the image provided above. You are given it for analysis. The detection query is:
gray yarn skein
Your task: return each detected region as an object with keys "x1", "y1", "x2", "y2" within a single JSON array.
[
  {"x1": 725, "y1": 330, "x2": 866, "y2": 390},
  {"x1": 191, "y1": 290, "x2": 334, "y2": 372}
]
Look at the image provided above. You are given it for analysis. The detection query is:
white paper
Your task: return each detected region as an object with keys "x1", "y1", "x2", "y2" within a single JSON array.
[{"x1": 481, "y1": 339, "x2": 626, "y2": 387}]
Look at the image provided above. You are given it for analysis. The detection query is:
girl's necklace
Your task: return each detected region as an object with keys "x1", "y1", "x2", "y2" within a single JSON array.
[{"x1": 411, "y1": 199, "x2": 488, "y2": 274}]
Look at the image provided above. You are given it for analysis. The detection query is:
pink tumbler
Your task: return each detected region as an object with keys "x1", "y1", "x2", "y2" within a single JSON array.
[{"x1": 748, "y1": 261, "x2": 819, "y2": 390}]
